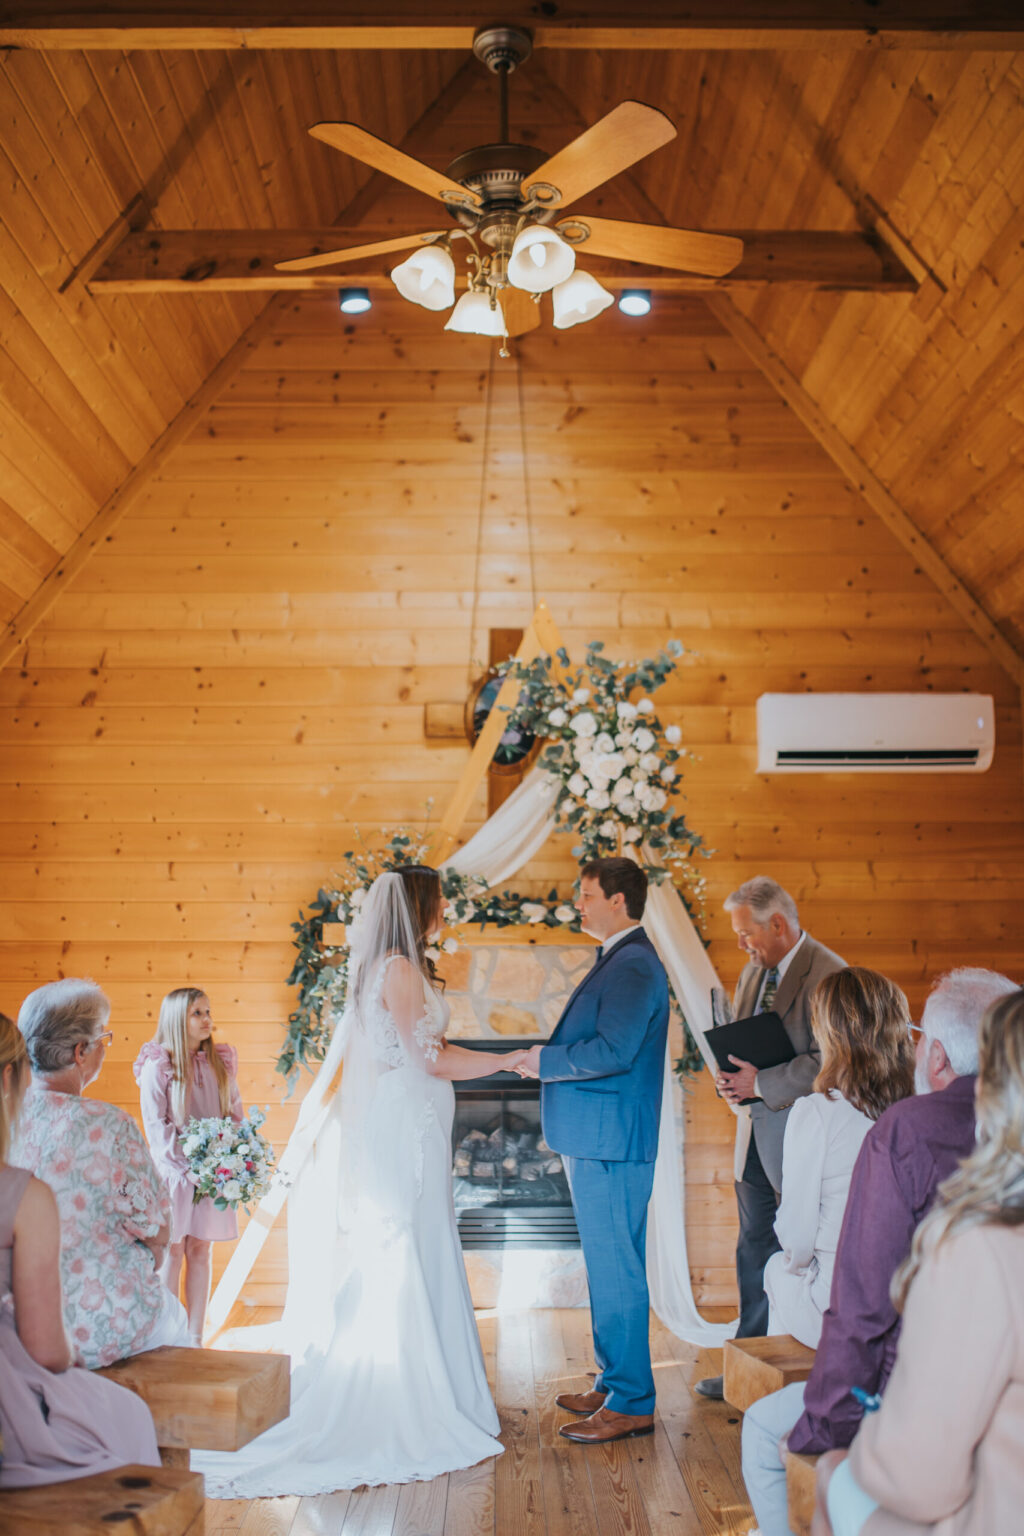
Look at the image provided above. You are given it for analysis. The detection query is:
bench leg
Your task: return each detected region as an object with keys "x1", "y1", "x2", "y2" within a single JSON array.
[{"x1": 160, "y1": 1446, "x2": 191, "y2": 1469}]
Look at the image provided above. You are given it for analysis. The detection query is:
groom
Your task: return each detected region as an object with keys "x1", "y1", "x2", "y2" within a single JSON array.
[{"x1": 516, "y1": 857, "x2": 669, "y2": 1444}]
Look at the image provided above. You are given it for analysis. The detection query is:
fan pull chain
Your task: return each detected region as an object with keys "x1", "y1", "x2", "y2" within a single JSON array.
[
  {"x1": 515, "y1": 351, "x2": 539, "y2": 617},
  {"x1": 468, "y1": 347, "x2": 497, "y2": 684}
]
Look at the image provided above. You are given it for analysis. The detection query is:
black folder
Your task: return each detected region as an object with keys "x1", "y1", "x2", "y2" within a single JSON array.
[{"x1": 705, "y1": 1010, "x2": 796, "y2": 1106}]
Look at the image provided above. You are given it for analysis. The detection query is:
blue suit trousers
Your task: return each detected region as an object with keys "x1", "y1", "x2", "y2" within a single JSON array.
[{"x1": 563, "y1": 1154, "x2": 657, "y2": 1416}]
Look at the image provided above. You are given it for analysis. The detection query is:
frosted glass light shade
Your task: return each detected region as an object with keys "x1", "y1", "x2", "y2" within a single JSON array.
[
  {"x1": 551, "y1": 270, "x2": 614, "y2": 329},
  {"x1": 390, "y1": 244, "x2": 456, "y2": 310},
  {"x1": 507, "y1": 226, "x2": 576, "y2": 293},
  {"x1": 444, "y1": 290, "x2": 505, "y2": 336}
]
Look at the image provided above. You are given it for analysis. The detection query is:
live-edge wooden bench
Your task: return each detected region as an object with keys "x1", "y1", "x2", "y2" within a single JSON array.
[
  {"x1": 0, "y1": 1464, "x2": 205, "y2": 1536},
  {"x1": 786, "y1": 1448, "x2": 820, "y2": 1536},
  {"x1": 722, "y1": 1334, "x2": 817, "y2": 1413},
  {"x1": 96, "y1": 1344, "x2": 290, "y2": 1468}
]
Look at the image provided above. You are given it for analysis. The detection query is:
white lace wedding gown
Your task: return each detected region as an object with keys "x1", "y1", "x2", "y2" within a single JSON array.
[{"x1": 194, "y1": 959, "x2": 503, "y2": 1497}]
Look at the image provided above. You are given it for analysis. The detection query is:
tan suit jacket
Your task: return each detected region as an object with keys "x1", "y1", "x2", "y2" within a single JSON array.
[
  {"x1": 851, "y1": 1222, "x2": 1024, "y2": 1536},
  {"x1": 731, "y1": 931, "x2": 846, "y2": 1187}
]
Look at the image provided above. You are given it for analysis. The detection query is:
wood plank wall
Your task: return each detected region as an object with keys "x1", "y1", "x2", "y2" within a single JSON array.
[{"x1": 2, "y1": 289, "x2": 1022, "y2": 1310}]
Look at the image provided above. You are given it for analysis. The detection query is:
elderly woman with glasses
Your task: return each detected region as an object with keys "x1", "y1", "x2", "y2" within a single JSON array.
[{"x1": 11, "y1": 979, "x2": 188, "y2": 1368}]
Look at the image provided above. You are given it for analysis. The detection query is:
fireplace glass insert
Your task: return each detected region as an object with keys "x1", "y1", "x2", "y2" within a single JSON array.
[{"x1": 451, "y1": 1039, "x2": 580, "y2": 1250}]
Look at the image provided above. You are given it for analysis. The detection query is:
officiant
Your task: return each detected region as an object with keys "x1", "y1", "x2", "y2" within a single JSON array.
[{"x1": 695, "y1": 877, "x2": 845, "y2": 1400}]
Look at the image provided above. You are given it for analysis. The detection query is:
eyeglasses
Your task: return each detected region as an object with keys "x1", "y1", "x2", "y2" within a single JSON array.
[
  {"x1": 92, "y1": 1030, "x2": 114, "y2": 1050},
  {"x1": 907, "y1": 1023, "x2": 925, "y2": 1043}
]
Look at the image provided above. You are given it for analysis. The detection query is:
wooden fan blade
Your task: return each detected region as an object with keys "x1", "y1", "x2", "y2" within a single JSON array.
[
  {"x1": 309, "y1": 122, "x2": 481, "y2": 208},
  {"x1": 275, "y1": 232, "x2": 447, "y2": 273},
  {"x1": 501, "y1": 287, "x2": 541, "y2": 338},
  {"x1": 522, "y1": 101, "x2": 675, "y2": 210},
  {"x1": 559, "y1": 215, "x2": 744, "y2": 277}
]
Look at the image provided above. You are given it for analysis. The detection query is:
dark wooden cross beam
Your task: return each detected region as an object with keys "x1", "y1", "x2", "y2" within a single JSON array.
[{"x1": 89, "y1": 229, "x2": 917, "y2": 293}]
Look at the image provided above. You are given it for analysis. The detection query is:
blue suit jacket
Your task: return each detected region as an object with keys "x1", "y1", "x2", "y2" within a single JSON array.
[{"x1": 538, "y1": 928, "x2": 670, "y2": 1164}]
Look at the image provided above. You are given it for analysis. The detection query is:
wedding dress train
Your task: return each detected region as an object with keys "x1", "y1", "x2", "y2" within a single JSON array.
[{"x1": 194, "y1": 951, "x2": 503, "y2": 1497}]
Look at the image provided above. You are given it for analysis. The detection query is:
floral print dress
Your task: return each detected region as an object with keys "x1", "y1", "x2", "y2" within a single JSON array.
[{"x1": 12, "y1": 1087, "x2": 172, "y2": 1369}]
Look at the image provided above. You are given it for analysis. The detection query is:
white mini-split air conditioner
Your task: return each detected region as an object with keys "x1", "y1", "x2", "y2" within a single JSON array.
[{"x1": 756, "y1": 693, "x2": 995, "y2": 773}]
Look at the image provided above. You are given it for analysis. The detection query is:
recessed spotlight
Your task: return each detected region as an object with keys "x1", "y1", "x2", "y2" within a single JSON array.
[
  {"x1": 338, "y1": 287, "x2": 372, "y2": 315},
  {"x1": 618, "y1": 289, "x2": 651, "y2": 317}
]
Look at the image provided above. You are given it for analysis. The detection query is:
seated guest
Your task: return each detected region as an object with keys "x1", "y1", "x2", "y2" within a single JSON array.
[
  {"x1": 741, "y1": 966, "x2": 1017, "y2": 1536},
  {"x1": 0, "y1": 1011, "x2": 159, "y2": 1487},
  {"x1": 814, "y1": 988, "x2": 1024, "y2": 1536},
  {"x1": 765, "y1": 968, "x2": 915, "y2": 1348},
  {"x1": 12, "y1": 979, "x2": 189, "y2": 1368}
]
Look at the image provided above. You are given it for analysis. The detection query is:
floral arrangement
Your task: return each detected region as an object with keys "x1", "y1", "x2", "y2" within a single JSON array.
[
  {"x1": 283, "y1": 638, "x2": 710, "y2": 1086},
  {"x1": 179, "y1": 1108, "x2": 276, "y2": 1211}
]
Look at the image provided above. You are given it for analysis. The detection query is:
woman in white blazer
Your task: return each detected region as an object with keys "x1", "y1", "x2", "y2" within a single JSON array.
[{"x1": 765, "y1": 967, "x2": 916, "y2": 1348}]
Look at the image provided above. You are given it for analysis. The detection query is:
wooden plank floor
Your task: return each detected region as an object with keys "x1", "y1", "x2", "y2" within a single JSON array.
[{"x1": 202, "y1": 1307, "x2": 754, "y2": 1536}]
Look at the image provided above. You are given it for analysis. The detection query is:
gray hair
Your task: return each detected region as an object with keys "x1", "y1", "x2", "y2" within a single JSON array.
[
  {"x1": 723, "y1": 876, "x2": 799, "y2": 930},
  {"x1": 18, "y1": 979, "x2": 111, "y2": 1074},
  {"x1": 921, "y1": 967, "x2": 1019, "y2": 1076}
]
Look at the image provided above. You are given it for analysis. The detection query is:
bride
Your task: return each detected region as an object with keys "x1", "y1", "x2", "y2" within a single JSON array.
[{"x1": 195, "y1": 865, "x2": 524, "y2": 1496}]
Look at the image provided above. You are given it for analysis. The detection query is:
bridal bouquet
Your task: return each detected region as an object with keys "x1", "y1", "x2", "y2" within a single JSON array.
[{"x1": 179, "y1": 1107, "x2": 276, "y2": 1211}]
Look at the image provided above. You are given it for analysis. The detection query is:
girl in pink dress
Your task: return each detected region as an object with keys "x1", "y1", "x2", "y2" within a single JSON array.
[
  {"x1": 134, "y1": 988, "x2": 243, "y2": 1345},
  {"x1": 0, "y1": 1011, "x2": 159, "y2": 1487}
]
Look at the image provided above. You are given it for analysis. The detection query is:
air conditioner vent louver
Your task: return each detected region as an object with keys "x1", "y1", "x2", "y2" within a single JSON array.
[{"x1": 757, "y1": 695, "x2": 994, "y2": 774}]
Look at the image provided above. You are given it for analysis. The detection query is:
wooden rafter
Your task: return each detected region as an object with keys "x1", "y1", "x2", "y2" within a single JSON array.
[
  {"x1": 89, "y1": 228, "x2": 916, "y2": 294},
  {"x1": 3, "y1": 3, "x2": 1023, "y2": 51},
  {"x1": 705, "y1": 295, "x2": 1024, "y2": 689}
]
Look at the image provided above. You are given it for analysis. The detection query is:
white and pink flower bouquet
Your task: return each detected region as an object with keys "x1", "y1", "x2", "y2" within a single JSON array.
[{"x1": 179, "y1": 1107, "x2": 276, "y2": 1211}]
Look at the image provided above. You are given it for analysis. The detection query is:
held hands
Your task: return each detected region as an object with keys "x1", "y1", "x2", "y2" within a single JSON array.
[
  {"x1": 512, "y1": 1044, "x2": 543, "y2": 1080},
  {"x1": 716, "y1": 1054, "x2": 759, "y2": 1104}
]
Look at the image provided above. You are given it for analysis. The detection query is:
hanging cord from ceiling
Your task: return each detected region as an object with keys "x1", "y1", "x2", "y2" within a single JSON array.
[{"x1": 467, "y1": 344, "x2": 497, "y2": 685}]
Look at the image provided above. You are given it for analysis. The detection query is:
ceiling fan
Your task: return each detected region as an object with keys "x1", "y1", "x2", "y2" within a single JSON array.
[{"x1": 276, "y1": 26, "x2": 744, "y2": 348}]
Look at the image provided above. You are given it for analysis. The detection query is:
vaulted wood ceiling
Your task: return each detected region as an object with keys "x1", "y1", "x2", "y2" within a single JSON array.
[{"x1": 1, "y1": 15, "x2": 1023, "y2": 669}]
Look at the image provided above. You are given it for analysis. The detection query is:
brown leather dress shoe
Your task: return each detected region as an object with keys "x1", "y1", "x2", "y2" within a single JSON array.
[
  {"x1": 555, "y1": 1388, "x2": 608, "y2": 1415},
  {"x1": 558, "y1": 1407, "x2": 655, "y2": 1444}
]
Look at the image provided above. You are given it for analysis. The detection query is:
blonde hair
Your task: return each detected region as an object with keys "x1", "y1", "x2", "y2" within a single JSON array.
[
  {"x1": 0, "y1": 1012, "x2": 30, "y2": 1162},
  {"x1": 156, "y1": 988, "x2": 232, "y2": 1127},
  {"x1": 893, "y1": 988, "x2": 1024, "y2": 1311},
  {"x1": 812, "y1": 967, "x2": 916, "y2": 1121}
]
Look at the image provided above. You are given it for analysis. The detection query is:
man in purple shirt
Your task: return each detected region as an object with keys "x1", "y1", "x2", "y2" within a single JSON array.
[{"x1": 739, "y1": 967, "x2": 1018, "y2": 1536}]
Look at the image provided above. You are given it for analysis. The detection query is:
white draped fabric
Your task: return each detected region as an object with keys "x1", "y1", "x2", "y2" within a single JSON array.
[{"x1": 440, "y1": 767, "x2": 737, "y2": 1347}]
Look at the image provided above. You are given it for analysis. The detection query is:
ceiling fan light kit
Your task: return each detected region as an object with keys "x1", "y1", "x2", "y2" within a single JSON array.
[
  {"x1": 390, "y1": 243, "x2": 457, "y2": 310},
  {"x1": 507, "y1": 225, "x2": 576, "y2": 293},
  {"x1": 444, "y1": 290, "x2": 507, "y2": 337},
  {"x1": 281, "y1": 23, "x2": 744, "y2": 354},
  {"x1": 552, "y1": 270, "x2": 615, "y2": 330}
]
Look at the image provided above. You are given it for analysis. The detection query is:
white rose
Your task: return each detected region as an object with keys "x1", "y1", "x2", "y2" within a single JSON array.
[
  {"x1": 665, "y1": 724, "x2": 682, "y2": 745},
  {"x1": 572, "y1": 739, "x2": 589, "y2": 761},
  {"x1": 660, "y1": 765, "x2": 677, "y2": 783},
  {"x1": 615, "y1": 730, "x2": 633, "y2": 748},
  {"x1": 611, "y1": 775, "x2": 634, "y2": 803},
  {"x1": 221, "y1": 1180, "x2": 243, "y2": 1202},
  {"x1": 623, "y1": 746, "x2": 639, "y2": 766},
  {"x1": 635, "y1": 783, "x2": 657, "y2": 811},
  {"x1": 598, "y1": 752, "x2": 626, "y2": 779},
  {"x1": 624, "y1": 827, "x2": 643, "y2": 842},
  {"x1": 442, "y1": 936, "x2": 459, "y2": 954},
  {"x1": 631, "y1": 726, "x2": 656, "y2": 752},
  {"x1": 599, "y1": 820, "x2": 618, "y2": 838},
  {"x1": 554, "y1": 904, "x2": 576, "y2": 923},
  {"x1": 547, "y1": 707, "x2": 568, "y2": 727},
  {"x1": 521, "y1": 902, "x2": 548, "y2": 924},
  {"x1": 616, "y1": 701, "x2": 638, "y2": 721},
  {"x1": 572, "y1": 687, "x2": 591, "y2": 704},
  {"x1": 619, "y1": 795, "x2": 639, "y2": 817},
  {"x1": 639, "y1": 752, "x2": 660, "y2": 773},
  {"x1": 586, "y1": 788, "x2": 611, "y2": 810},
  {"x1": 570, "y1": 711, "x2": 598, "y2": 737},
  {"x1": 594, "y1": 731, "x2": 616, "y2": 754},
  {"x1": 567, "y1": 772, "x2": 587, "y2": 797},
  {"x1": 425, "y1": 945, "x2": 440, "y2": 961},
  {"x1": 636, "y1": 698, "x2": 655, "y2": 715},
  {"x1": 349, "y1": 887, "x2": 366, "y2": 907}
]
